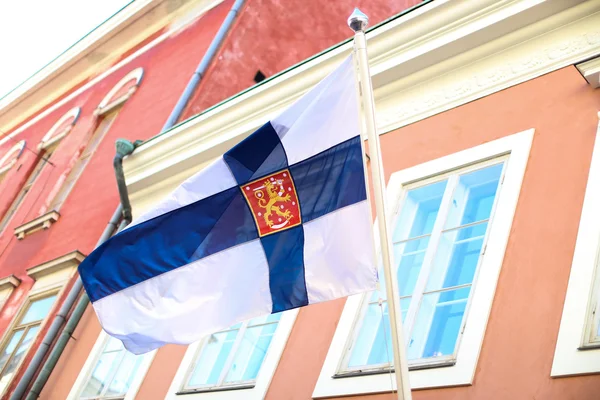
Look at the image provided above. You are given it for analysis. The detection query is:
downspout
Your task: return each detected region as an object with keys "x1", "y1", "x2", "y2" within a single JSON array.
[
  {"x1": 12, "y1": 139, "x2": 141, "y2": 400},
  {"x1": 161, "y1": 0, "x2": 246, "y2": 130},
  {"x1": 10, "y1": 205, "x2": 123, "y2": 400},
  {"x1": 13, "y1": 2, "x2": 246, "y2": 398}
]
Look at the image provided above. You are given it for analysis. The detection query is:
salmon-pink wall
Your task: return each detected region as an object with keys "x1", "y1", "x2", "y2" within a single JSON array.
[{"x1": 263, "y1": 66, "x2": 600, "y2": 399}]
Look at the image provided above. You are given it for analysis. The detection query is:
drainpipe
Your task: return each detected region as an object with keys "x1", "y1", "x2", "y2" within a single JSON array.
[
  {"x1": 114, "y1": 139, "x2": 143, "y2": 223},
  {"x1": 11, "y1": 139, "x2": 140, "y2": 400},
  {"x1": 13, "y1": 1, "x2": 246, "y2": 397},
  {"x1": 161, "y1": 0, "x2": 246, "y2": 131}
]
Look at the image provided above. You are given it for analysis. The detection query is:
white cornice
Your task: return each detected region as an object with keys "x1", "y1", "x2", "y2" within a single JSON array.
[
  {"x1": 124, "y1": 0, "x2": 599, "y2": 200},
  {"x1": 577, "y1": 56, "x2": 600, "y2": 88},
  {"x1": 26, "y1": 250, "x2": 86, "y2": 281}
]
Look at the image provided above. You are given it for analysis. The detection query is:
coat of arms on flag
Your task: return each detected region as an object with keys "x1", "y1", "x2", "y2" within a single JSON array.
[
  {"x1": 242, "y1": 169, "x2": 301, "y2": 236},
  {"x1": 78, "y1": 56, "x2": 377, "y2": 354}
]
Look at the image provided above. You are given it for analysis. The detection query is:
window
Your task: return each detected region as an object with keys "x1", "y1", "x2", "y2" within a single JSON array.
[
  {"x1": 342, "y1": 162, "x2": 504, "y2": 373},
  {"x1": 585, "y1": 275, "x2": 600, "y2": 346},
  {"x1": 181, "y1": 314, "x2": 281, "y2": 393},
  {"x1": 79, "y1": 337, "x2": 147, "y2": 400},
  {"x1": 0, "y1": 293, "x2": 57, "y2": 394},
  {"x1": 314, "y1": 129, "x2": 533, "y2": 397},
  {"x1": 0, "y1": 140, "x2": 26, "y2": 184},
  {"x1": 552, "y1": 116, "x2": 600, "y2": 376},
  {"x1": 0, "y1": 148, "x2": 55, "y2": 234},
  {"x1": 167, "y1": 310, "x2": 298, "y2": 400},
  {"x1": 48, "y1": 108, "x2": 120, "y2": 212}
]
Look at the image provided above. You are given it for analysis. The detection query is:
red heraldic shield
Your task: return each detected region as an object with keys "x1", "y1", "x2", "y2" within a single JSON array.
[{"x1": 242, "y1": 169, "x2": 302, "y2": 237}]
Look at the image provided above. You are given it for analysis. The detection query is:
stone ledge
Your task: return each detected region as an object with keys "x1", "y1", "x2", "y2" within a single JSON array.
[{"x1": 14, "y1": 210, "x2": 60, "y2": 240}]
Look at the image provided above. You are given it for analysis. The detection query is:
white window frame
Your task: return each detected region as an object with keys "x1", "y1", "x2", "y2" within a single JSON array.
[
  {"x1": 552, "y1": 112, "x2": 600, "y2": 377},
  {"x1": 313, "y1": 129, "x2": 534, "y2": 397},
  {"x1": 67, "y1": 330, "x2": 156, "y2": 400},
  {"x1": 0, "y1": 257, "x2": 77, "y2": 397},
  {"x1": 166, "y1": 309, "x2": 298, "y2": 400}
]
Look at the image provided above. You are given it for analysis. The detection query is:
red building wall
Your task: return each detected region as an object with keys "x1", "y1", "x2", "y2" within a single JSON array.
[
  {"x1": 0, "y1": 2, "x2": 235, "y2": 397},
  {"x1": 180, "y1": 0, "x2": 422, "y2": 119}
]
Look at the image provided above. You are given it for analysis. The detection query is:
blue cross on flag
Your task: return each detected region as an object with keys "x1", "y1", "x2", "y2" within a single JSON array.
[{"x1": 79, "y1": 57, "x2": 378, "y2": 354}]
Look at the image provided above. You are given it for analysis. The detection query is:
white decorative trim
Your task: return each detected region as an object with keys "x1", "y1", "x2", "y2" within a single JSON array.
[
  {"x1": 0, "y1": 140, "x2": 25, "y2": 173},
  {"x1": 38, "y1": 107, "x2": 81, "y2": 150},
  {"x1": 123, "y1": 0, "x2": 600, "y2": 196},
  {"x1": 14, "y1": 210, "x2": 60, "y2": 240},
  {"x1": 0, "y1": 275, "x2": 20, "y2": 292},
  {"x1": 166, "y1": 309, "x2": 298, "y2": 400},
  {"x1": 551, "y1": 112, "x2": 600, "y2": 377},
  {"x1": 0, "y1": 275, "x2": 19, "y2": 312},
  {"x1": 97, "y1": 67, "x2": 144, "y2": 112},
  {"x1": 26, "y1": 250, "x2": 85, "y2": 281},
  {"x1": 577, "y1": 56, "x2": 600, "y2": 89},
  {"x1": 67, "y1": 330, "x2": 156, "y2": 400},
  {"x1": 313, "y1": 129, "x2": 534, "y2": 397}
]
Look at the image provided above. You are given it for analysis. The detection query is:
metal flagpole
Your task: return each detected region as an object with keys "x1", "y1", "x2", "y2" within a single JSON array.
[{"x1": 348, "y1": 9, "x2": 412, "y2": 400}]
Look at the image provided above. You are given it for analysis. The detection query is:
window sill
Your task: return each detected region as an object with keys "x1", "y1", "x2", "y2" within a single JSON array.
[
  {"x1": 176, "y1": 384, "x2": 255, "y2": 395},
  {"x1": 14, "y1": 210, "x2": 60, "y2": 240},
  {"x1": 578, "y1": 343, "x2": 600, "y2": 351},
  {"x1": 334, "y1": 359, "x2": 457, "y2": 379}
]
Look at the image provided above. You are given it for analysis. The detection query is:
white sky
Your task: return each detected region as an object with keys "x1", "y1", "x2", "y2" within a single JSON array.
[{"x1": 0, "y1": 0, "x2": 132, "y2": 99}]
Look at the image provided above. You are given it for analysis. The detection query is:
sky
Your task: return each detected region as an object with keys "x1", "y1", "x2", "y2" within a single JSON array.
[{"x1": 0, "y1": 0, "x2": 133, "y2": 99}]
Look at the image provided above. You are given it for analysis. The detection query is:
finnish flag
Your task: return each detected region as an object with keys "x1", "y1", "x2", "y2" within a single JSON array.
[{"x1": 79, "y1": 57, "x2": 377, "y2": 354}]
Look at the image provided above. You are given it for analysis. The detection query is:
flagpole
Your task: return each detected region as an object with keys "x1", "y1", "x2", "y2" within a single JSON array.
[{"x1": 348, "y1": 9, "x2": 412, "y2": 400}]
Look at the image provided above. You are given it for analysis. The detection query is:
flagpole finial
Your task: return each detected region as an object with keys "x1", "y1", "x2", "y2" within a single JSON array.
[{"x1": 347, "y1": 8, "x2": 369, "y2": 32}]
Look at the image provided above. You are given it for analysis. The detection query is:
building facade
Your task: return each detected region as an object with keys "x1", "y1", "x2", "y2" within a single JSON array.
[{"x1": 0, "y1": 0, "x2": 598, "y2": 399}]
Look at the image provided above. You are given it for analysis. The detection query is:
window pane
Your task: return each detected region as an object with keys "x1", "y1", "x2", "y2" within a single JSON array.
[
  {"x1": 0, "y1": 329, "x2": 25, "y2": 373},
  {"x1": 0, "y1": 326, "x2": 40, "y2": 388},
  {"x1": 347, "y1": 298, "x2": 410, "y2": 369},
  {"x1": 247, "y1": 313, "x2": 281, "y2": 326},
  {"x1": 104, "y1": 350, "x2": 144, "y2": 397},
  {"x1": 81, "y1": 348, "x2": 122, "y2": 398},
  {"x1": 444, "y1": 164, "x2": 503, "y2": 229},
  {"x1": 393, "y1": 180, "x2": 447, "y2": 242},
  {"x1": 407, "y1": 287, "x2": 470, "y2": 360},
  {"x1": 395, "y1": 237, "x2": 429, "y2": 297},
  {"x1": 20, "y1": 295, "x2": 57, "y2": 325},
  {"x1": 348, "y1": 301, "x2": 390, "y2": 368},
  {"x1": 224, "y1": 322, "x2": 278, "y2": 382},
  {"x1": 80, "y1": 336, "x2": 145, "y2": 399},
  {"x1": 425, "y1": 223, "x2": 487, "y2": 292},
  {"x1": 187, "y1": 329, "x2": 239, "y2": 387}
]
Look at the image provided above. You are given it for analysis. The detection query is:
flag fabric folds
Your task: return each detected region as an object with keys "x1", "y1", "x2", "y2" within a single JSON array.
[{"x1": 79, "y1": 56, "x2": 377, "y2": 354}]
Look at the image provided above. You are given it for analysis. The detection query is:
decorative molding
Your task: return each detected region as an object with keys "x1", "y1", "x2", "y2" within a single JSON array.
[
  {"x1": 123, "y1": 0, "x2": 600, "y2": 197},
  {"x1": 0, "y1": 140, "x2": 26, "y2": 173},
  {"x1": 377, "y1": 20, "x2": 600, "y2": 132},
  {"x1": 577, "y1": 56, "x2": 600, "y2": 88},
  {"x1": 26, "y1": 250, "x2": 85, "y2": 281},
  {"x1": 14, "y1": 211, "x2": 60, "y2": 240},
  {"x1": 38, "y1": 107, "x2": 81, "y2": 150},
  {"x1": 0, "y1": 275, "x2": 20, "y2": 291},
  {"x1": 97, "y1": 67, "x2": 144, "y2": 112}
]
